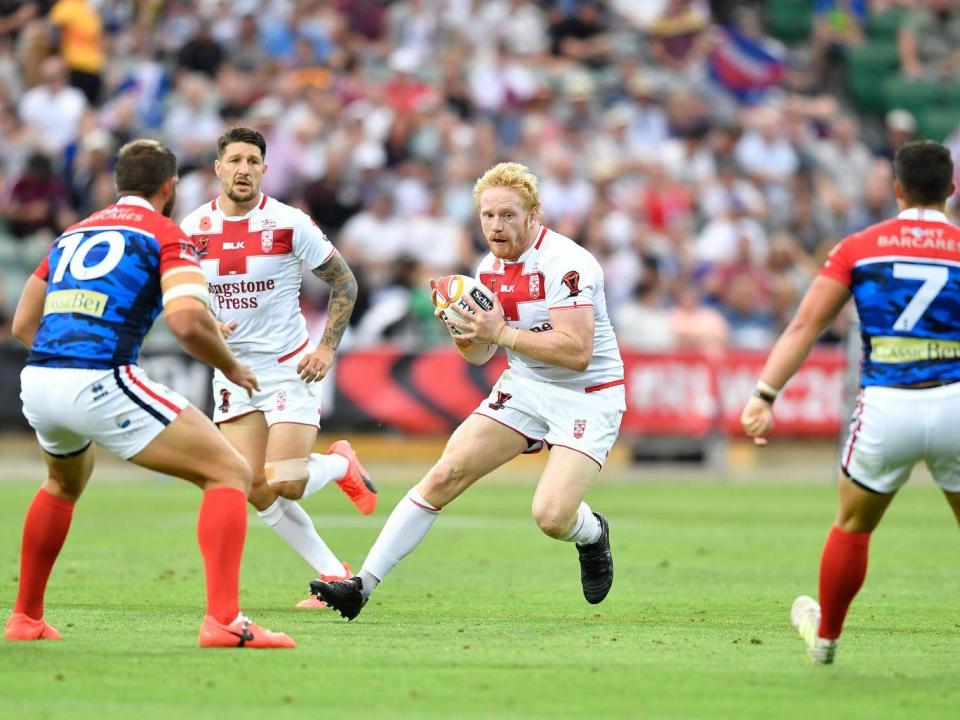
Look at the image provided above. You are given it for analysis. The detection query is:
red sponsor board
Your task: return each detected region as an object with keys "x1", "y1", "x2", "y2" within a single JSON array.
[
  {"x1": 332, "y1": 347, "x2": 848, "y2": 438},
  {"x1": 621, "y1": 349, "x2": 847, "y2": 438}
]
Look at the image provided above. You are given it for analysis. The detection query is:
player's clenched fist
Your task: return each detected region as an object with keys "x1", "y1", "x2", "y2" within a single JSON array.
[
  {"x1": 740, "y1": 395, "x2": 773, "y2": 446},
  {"x1": 224, "y1": 361, "x2": 260, "y2": 395}
]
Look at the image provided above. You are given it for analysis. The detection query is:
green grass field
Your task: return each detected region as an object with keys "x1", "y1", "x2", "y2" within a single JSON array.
[{"x1": 1, "y1": 463, "x2": 959, "y2": 719}]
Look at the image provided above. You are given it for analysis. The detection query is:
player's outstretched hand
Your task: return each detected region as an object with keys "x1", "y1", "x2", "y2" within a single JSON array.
[
  {"x1": 297, "y1": 345, "x2": 335, "y2": 383},
  {"x1": 446, "y1": 292, "x2": 506, "y2": 345},
  {"x1": 740, "y1": 395, "x2": 774, "y2": 446},
  {"x1": 225, "y1": 361, "x2": 260, "y2": 397},
  {"x1": 217, "y1": 320, "x2": 237, "y2": 339}
]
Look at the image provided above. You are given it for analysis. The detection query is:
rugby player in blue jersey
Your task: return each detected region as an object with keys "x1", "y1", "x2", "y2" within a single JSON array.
[
  {"x1": 6, "y1": 139, "x2": 294, "y2": 648},
  {"x1": 742, "y1": 140, "x2": 960, "y2": 665}
]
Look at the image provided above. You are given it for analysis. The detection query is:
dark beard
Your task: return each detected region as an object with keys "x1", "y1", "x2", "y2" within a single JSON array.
[{"x1": 161, "y1": 186, "x2": 176, "y2": 217}]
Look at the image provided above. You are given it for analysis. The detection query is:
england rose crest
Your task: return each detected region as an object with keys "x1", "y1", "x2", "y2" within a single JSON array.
[
  {"x1": 261, "y1": 229, "x2": 274, "y2": 253},
  {"x1": 573, "y1": 419, "x2": 587, "y2": 439}
]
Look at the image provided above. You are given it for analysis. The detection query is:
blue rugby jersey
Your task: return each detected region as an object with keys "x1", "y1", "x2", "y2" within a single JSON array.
[
  {"x1": 27, "y1": 196, "x2": 201, "y2": 369},
  {"x1": 821, "y1": 208, "x2": 960, "y2": 387}
]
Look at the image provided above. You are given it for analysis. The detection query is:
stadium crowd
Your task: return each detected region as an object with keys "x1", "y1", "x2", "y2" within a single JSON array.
[{"x1": 0, "y1": 0, "x2": 954, "y2": 353}]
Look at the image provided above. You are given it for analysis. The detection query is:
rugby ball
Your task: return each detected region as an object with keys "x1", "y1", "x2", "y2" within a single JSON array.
[{"x1": 433, "y1": 274, "x2": 495, "y2": 337}]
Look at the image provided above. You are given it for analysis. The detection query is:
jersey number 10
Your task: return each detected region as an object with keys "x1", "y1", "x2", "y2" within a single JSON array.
[{"x1": 51, "y1": 231, "x2": 126, "y2": 283}]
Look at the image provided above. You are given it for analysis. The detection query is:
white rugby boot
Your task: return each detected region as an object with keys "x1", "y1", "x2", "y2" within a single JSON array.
[{"x1": 791, "y1": 595, "x2": 838, "y2": 665}]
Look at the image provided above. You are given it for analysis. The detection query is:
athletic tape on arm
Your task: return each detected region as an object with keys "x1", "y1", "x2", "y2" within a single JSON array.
[{"x1": 162, "y1": 283, "x2": 210, "y2": 307}]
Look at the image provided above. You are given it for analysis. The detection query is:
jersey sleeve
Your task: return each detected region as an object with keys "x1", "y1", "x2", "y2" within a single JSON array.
[
  {"x1": 819, "y1": 234, "x2": 856, "y2": 287},
  {"x1": 34, "y1": 256, "x2": 50, "y2": 280},
  {"x1": 545, "y1": 251, "x2": 598, "y2": 310},
  {"x1": 158, "y1": 222, "x2": 202, "y2": 276},
  {"x1": 292, "y1": 209, "x2": 335, "y2": 269}
]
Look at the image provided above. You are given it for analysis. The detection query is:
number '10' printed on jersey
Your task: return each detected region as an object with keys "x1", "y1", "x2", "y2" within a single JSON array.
[{"x1": 28, "y1": 199, "x2": 201, "y2": 370}]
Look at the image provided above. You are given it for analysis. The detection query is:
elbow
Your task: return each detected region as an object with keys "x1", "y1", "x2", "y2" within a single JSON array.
[
  {"x1": 166, "y1": 309, "x2": 204, "y2": 344},
  {"x1": 568, "y1": 349, "x2": 592, "y2": 373},
  {"x1": 11, "y1": 326, "x2": 30, "y2": 348}
]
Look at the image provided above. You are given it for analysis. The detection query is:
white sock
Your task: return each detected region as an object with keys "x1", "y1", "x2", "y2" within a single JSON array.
[
  {"x1": 257, "y1": 497, "x2": 344, "y2": 576},
  {"x1": 301, "y1": 452, "x2": 349, "y2": 498},
  {"x1": 562, "y1": 502, "x2": 602, "y2": 545},
  {"x1": 361, "y1": 487, "x2": 441, "y2": 582}
]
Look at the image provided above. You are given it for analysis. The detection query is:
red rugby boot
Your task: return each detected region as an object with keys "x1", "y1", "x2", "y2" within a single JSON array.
[
  {"x1": 199, "y1": 613, "x2": 295, "y2": 649},
  {"x1": 5, "y1": 612, "x2": 61, "y2": 641},
  {"x1": 328, "y1": 440, "x2": 377, "y2": 515}
]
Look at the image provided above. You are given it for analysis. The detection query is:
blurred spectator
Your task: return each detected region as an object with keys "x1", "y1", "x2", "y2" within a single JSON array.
[
  {"x1": 548, "y1": 0, "x2": 612, "y2": 69},
  {"x1": 49, "y1": 0, "x2": 104, "y2": 104},
  {"x1": 666, "y1": 284, "x2": 729, "y2": 356},
  {"x1": 176, "y1": 22, "x2": 224, "y2": 78},
  {"x1": 720, "y1": 271, "x2": 777, "y2": 350},
  {"x1": 898, "y1": 0, "x2": 960, "y2": 79},
  {"x1": 875, "y1": 109, "x2": 917, "y2": 161},
  {"x1": 615, "y1": 281, "x2": 676, "y2": 352},
  {"x1": 162, "y1": 72, "x2": 223, "y2": 172},
  {"x1": 1, "y1": 150, "x2": 75, "y2": 240},
  {"x1": 810, "y1": 114, "x2": 872, "y2": 216},
  {"x1": 811, "y1": 0, "x2": 865, "y2": 84},
  {"x1": 646, "y1": 0, "x2": 710, "y2": 83},
  {"x1": 18, "y1": 55, "x2": 87, "y2": 156}
]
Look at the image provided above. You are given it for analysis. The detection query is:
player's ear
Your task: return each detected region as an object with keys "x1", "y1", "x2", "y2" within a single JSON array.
[{"x1": 214, "y1": 158, "x2": 222, "y2": 177}]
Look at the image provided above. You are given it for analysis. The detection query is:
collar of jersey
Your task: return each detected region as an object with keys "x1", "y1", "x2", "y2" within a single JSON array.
[
  {"x1": 213, "y1": 194, "x2": 264, "y2": 219},
  {"x1": 897, "y1": 208, "x2": 950, "y2": 224},
  {"x1": 116, "y1": 195, "x2": 155, "y2": 211}
]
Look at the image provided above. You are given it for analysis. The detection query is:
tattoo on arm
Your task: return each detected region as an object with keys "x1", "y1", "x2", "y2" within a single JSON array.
[{"x1": 312, "y1": 250, "x2": 358, "y2": 351}]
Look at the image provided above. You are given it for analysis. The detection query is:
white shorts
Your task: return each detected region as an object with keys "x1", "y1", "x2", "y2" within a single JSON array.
[
  {"x1": 213, "y1": 342, "x2": 322, "y2": 427},
  {"x1": 842, "y1": 382, "x2": 960, "y2": 494},
  {"x1": 20, "y1": 364, "x2": 188, "y2": 460},
  {"x1": 473, "y1": 370, "x2": 626, "y2": 466}
]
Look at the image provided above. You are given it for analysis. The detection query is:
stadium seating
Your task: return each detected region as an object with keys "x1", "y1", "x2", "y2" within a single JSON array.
[
  {"x1": 765, "y1": 0, "x2": 812, "y2": 45},
  {"x1": 847, "y1": 40, "x2": 899, "y2": 112}
]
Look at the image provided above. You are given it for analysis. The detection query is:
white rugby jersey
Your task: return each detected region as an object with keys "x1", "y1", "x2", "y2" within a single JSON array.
[
  {"x1": 476, "y1": 226, "x2": 624, "y2": 391},
  {"x1": 180, "y1": 193, "x2": 334, "y2": 361}
]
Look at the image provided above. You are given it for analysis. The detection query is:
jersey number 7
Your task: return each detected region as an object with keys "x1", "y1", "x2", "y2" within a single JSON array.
[{"x1": 892, "y1": 262, "x2": 948, "y2": 332}]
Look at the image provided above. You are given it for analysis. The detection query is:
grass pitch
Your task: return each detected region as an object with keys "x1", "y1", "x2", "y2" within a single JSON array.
[{"x1": 1, "y1": 462, "x2": 959, "y2": 720}]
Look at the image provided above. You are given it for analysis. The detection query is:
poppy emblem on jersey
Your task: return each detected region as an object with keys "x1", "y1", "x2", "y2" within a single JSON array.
[
  {"x1": 488, "y1": 391, "x2": 512, "y2": 411},
  {"x1": 218, "y1": 388, "x2": 231, "y2": 413},
  {"x1": 261, "y1": 230, "x2": 273, "y2": 253},
  {"x1": 529, "y1": 273, "x2": 541, "y2": 299},
  {"x1": 573, "y1": 419, "x2": 587, "y2": 439},
  {"x1": 276, "y1": 390, "x2": 287, "y2": 412},
  {"x1": 562, "y1": 270, "x2": 581, "y2": 297},
  {"x1": 199, "y1": 216, "x2": 212, "y2": 231}
]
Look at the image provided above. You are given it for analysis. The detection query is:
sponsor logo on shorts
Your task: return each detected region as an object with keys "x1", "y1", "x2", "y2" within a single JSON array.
[
  {"x1": 573, "y1": 419, "x2": 587, "y2": 439},
  {"x1": 562, "y1": 270, "x2": 581, "y2": 297},
  {"x1": 276, "y1": 390, "x2": 287, "y2": 412},
  {"x1": 43, "y1": 289, "x2": 109, "y2": 318},
  {"x1": 488, "y1": 391, "x2": 511, "y2": 411},
  {"x1": 218, "y1": 388, "x2": 231, "y2": 413},
  {"x1": 91, "y1": 382, "x2": 108, "y2": 401}
]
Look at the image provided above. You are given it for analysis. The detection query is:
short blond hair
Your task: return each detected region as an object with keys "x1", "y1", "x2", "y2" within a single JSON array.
[{"x1": 473, "y1": 162, "x2": 541, "y2": 214}]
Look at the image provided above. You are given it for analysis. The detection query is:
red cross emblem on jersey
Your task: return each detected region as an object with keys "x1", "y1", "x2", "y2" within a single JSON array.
[
  {"x1": 479, "y1": 264, "x2": 546, "y2": 321},
  {"x1": 198, "y1": 219, "x2": 293, "y2": 276}
]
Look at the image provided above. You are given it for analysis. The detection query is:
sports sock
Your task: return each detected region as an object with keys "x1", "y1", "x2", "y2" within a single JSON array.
[
  {"x1": 562, "y1": 502, "x2": 602, "y2": 545},
  {"x1": 301, "y1": 452, "x2": 348, "y2": 498},
  {"x1": 360, "y1": 487, "x2": 440, "y2": 592},
  {"x1": 818, "y1": 525, "x2": 871, "y2": 640},
  {"x1": 197, "y1": 486, "x2": 247, "y2": 624},
  {"x1": 257, "y1": 497, "x2": 343, "y2": 576},
  {"x1": 13, "y1": 488, "x2": 75, "y2": 619}
]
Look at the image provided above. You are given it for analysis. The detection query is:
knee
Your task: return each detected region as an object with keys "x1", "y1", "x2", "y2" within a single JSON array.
[
  {"x1": 531, "y1": 500, "x2": 573, "y2": 539},
  {"x1": 206, "y1": 452, "x2": 253, "y2": 494},
  {"x1": 418, "y1": 457, "x2": 468, "y2": 508}
]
